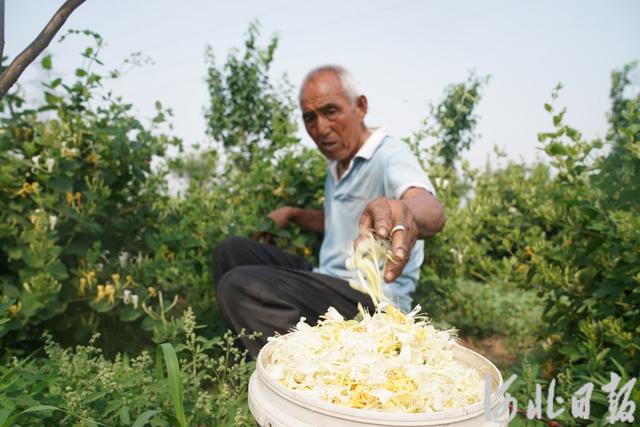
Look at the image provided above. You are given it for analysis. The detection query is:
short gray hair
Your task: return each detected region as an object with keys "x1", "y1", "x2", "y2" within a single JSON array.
[{"x1": 299, "y1": 65, "x2": 362, "y2": 105}]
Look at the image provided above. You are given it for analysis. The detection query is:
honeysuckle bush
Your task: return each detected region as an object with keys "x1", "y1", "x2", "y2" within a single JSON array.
[{"x1": 0, "y1": 30, "x2": 191, "y2": 356}]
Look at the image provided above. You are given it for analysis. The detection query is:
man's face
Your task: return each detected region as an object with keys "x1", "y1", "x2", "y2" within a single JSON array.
[{"x1": 300, "y1": 71, "x2": 367, "y2": 163}]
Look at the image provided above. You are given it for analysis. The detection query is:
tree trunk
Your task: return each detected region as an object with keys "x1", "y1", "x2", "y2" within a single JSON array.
[{"x1": 0, "y1": 0, "x2": 86, "y2": 99}]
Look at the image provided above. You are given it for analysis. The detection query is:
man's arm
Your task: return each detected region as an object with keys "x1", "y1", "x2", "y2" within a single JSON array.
[
  {"x1": 400, "y1": 187, "x2": 446, "y2": 237},
  {"x1": 359, "y1": 187, "x2": 445, "y2": 282},
  {"x1": 268, "y1": 206, "x2": 324, "y2": 233}
]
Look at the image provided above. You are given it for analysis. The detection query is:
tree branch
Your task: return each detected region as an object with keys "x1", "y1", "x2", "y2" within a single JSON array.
[
  {"x1": 0, "y1": 0, "x2": 86, "y2": 100},
  {"x1": 0, "y1": 0, "x2": 5, "y2": 61}
]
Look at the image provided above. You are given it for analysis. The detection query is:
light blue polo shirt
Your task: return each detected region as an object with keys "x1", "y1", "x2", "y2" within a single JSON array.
[{"x1": 314, "y1": 128, "x2": 435, "y2": 313}]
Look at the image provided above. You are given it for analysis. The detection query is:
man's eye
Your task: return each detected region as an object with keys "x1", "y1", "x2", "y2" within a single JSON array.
[{"x1": 326, "y1": 108, "x2": 338, "y2": 117}]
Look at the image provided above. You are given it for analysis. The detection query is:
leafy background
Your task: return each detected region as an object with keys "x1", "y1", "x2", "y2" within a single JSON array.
[{"x1": 0, "y1": 26, "x2": 638, "y2": 426}]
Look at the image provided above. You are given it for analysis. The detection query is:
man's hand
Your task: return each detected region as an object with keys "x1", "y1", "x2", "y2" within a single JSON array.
[
  {"x1": 358, "y1": 188, "x2": 445, "y2": 283},
  {"x1": 267, "y1": 206, "x2": 293, "y2": 229},
  {"x1": 253, "y1": 206, "x2": 292, "y2": 243},
  {"x1": 359, "y1": 197, "x2": 418, "y2": 283},
  {"x1": 253, "y1": 206, "x2": 325, "y2": 243}
]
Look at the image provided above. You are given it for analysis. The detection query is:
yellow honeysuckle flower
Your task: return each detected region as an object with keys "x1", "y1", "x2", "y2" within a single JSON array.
[
  {"x1": 7, "y1": 302, "x2": 21, "y2": 317},
  {"x1": 147, "y1": 286, "x2": 157, "y2": 298},
  {"x1": 104, "y1": 284, "x2": 116, "y2": 304},
  {"x1": 96, "y1": 284, "x2": 106, "y2": 301},
  {"x1": 125, "y1": 275, "x2": 134, "y2": 286},
  {"x1": 15, "y1": 182, "x2": 39, "y2": 197},
  {"x1": 65, "y1": 192, "x2": 82, "y2": 206},
  {"x1": 61, "y1": 147, "x2": 80, "y2": 158},
  {"x1": 85, "y1": 271, "x2": 96, "y2": 286},
  {"x1": 86, "y1": 152, "x2": 99, "y2": 165},
  {"x1": 111, "y1": 274, "x2": 121, "y2": 286},
  {"x1": 78, "y1": 278, "x2": 87, "y2": 296}
]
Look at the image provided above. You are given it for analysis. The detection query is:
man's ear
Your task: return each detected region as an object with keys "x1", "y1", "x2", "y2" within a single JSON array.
[{"x1": 356, "y1": 95, "x2": 368, "y2": 119}]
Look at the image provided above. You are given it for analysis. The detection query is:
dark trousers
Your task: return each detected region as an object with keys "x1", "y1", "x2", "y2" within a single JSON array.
[{"x1": 213, "y1": 236, "x2": 375, "y2": 359}]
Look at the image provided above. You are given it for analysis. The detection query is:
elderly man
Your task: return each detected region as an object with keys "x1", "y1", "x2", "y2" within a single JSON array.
[{"x1": 214, "y1": 65, "x2": 445, "y2": 359}]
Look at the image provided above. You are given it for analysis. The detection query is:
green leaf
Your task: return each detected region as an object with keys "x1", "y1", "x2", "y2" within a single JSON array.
[
  {"x1": 46, "y1": 261, "x2": 68, "y2": 280},
  {"x1": 1, "y1": 405, "x2": 58, "y2": 427},
  {"x1": 7, "y1": 248, "x2": 22, "y2": 260},
  {"x1": 545, "y1": 142, "x2": 566, "y2": 156},
  {"x1": 44, "y1": 92, "x2": 62, "y2": 105},
  {"x1": 156, "y1": 343, "x2": 187, "y2": 427},
  {"x1": 41, "y1": 55, "x2": 52, "y2": 70},
  {"x1": 119, "y1": 305, "x2": 143, "y2": 322},
  {"x1": 131, "y1": 410, "x2": 160, "y2": 427},
  {"x1": 0, "y1": 409, "x2": 10, "y2": 425},
  {"x1": 75, "y1": 68, "x2": 87, "y2": 77},
  {"x1": 48, "y1": 175, "x2": 74, "y2": 193},
  {"x1": 118, "y1": 406, "x2": 131, "y2": 425}
]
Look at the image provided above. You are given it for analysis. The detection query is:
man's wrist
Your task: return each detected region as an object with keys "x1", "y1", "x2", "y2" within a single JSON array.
[{"x1": 287, "y1": 207, "x2": 300, "y2": 222}]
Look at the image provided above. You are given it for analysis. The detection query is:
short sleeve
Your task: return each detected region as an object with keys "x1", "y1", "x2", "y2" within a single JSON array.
[{"x1": 383, "y1": 141, "x2": 436, "y2": 199}]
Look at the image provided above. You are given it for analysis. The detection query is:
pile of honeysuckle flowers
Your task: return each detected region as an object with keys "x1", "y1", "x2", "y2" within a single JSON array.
[{"x1": 264, "y1": 230, "x2": 484, "y2": 413}]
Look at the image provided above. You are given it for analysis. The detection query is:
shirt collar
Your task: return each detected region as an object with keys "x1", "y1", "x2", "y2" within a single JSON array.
[{"x1": 329, "y1": 127, "x2": 387, "y2": 181}]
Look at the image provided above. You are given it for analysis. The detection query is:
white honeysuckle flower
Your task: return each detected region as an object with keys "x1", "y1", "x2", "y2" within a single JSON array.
[
  {"x1": 265, "y1": 304, "x2": 483, "y2": 413},
  {"x1": 508, "y1": 206, "x2": 518, "y2": 214},
  {"x1": 49, "y1": 215, "x2": 58, "y2": 230},
  {"x1": 45, "y1": 158, "x2": 55, "y2": 173},
  {"x1": 32, "y1": 155, "x2": 41, "y2": 167},
  {"x1": 130, "y1": 294, "x2": 139, "y2": 309},
  {"x1": 7, "y1": 150, "x2": 25, "y2": 161},
  {"x1": 123, "y1": 289, "x2": 132, "y2": 304},
  {"x1": 118, "y1": 251, "x2": 129, "y2": 268}
]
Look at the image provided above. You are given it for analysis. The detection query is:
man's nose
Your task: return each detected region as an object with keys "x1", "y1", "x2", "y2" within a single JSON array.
[{"x1": 316, "y1": 115, "x2": 331, "y2": 137}]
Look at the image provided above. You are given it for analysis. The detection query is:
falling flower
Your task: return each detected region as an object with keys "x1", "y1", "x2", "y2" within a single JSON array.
[
  {"x1": 345, "y1": 229, "x2": 394, "y2": 307},
  {"x1": 49, "y1": 215, "x2": 58, "y2": 230},
  {"x1": 130, "y1": 294, "x2": 139, "y2": 309}
]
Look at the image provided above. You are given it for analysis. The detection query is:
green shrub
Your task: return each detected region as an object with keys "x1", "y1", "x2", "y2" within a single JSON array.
[{"x1": 0, "y1": 307, "x2": 256, "y2": 426}]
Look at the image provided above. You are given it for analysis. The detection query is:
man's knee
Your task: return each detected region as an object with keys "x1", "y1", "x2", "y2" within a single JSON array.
[
  {"x1": 216, "y1": 266, "x2": 264, "y2": 309},
  {"x1": 212, "y1": 236, "x2": 253, "y2": 287},
  {"x1": 213, "y1": 236, "x2": 251, "y2": 263}
]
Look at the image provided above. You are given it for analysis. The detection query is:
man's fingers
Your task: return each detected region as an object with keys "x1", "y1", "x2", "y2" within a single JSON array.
[
  {"x1": 367, "y1": 199, "x2": 392, "y2": 237},
  {"x1": 358, "y1": 211, "x2": 374, "y2": 230},
  {"x1": 384, "y1": 227, "x2": 411, "y2": 282}
]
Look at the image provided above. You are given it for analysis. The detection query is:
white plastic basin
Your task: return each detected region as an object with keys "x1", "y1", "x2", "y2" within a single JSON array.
[{"x1": 249, "y1": 341, "x2": 506, "y2": 427}]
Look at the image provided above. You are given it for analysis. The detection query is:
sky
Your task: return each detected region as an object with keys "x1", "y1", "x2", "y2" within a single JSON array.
[{"x1": 7, "y1": 0, "x2": 640, "y2": 169}]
